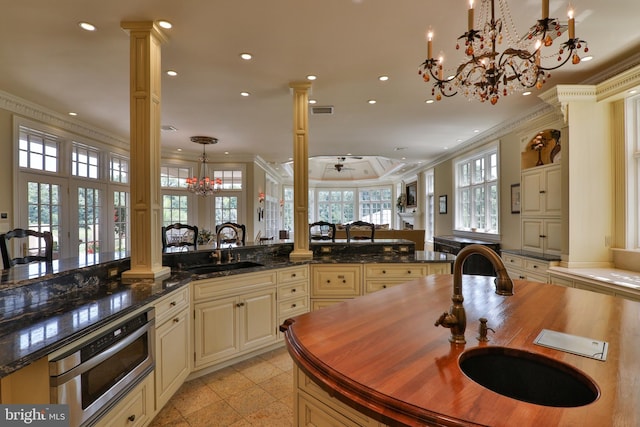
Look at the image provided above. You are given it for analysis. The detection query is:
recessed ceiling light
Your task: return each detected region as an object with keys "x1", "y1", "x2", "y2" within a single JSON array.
[
  {"x1": 177, "y1": 148, "x2": 182, "y2": 152},
  {"x1": 240, "y1": 53, "x2": 252, "y2": 60},
  {"x1": 306, "y1": 75, "x2": 317, "y2": 81},
  {"x1": 224, "y1": 151, "x2": 230, "y2": 155},
  {"x1": 308, "y1": 99, "x2": 317, "y2": 104},
  {"x1": 456, "y1": 139, "x2": 463, "y2": 142},
  {"x1": 368, "y1": 99, "x2": 377, "y2": 104},
  {"x1": 68, "y1": 112, "x2": 78, "y2": 116},
  {"x1": 78, "y1": 22, "x2": 96, "y2": 32},
  {"x1": 473, "y1": 129, "x2": 480, "y2": 133},
  {"x1": 522, "y1": 91, "x2": 532, "y2": 96},
  {"x1": 378, "y1": 75, "x2": 389, "y2": 81},
  {"x1": 240, "y1": 92, "x2": 250, "y2": 97},
  {"x1": 582, "y1": 55, "x2": 593, "y2": 62},
  {"x1": 425, "y1": 99, "x2": 435, "y2": 104},
  {"x1": 166, "y1": 70, "x2": 178, "y2": 77},
  {"x1": 443, "y1": 147, "x2": 449, "y2": 150},
  {"x1": 157, "y1": 20, "x2": 172, "y2": 29},
  {"x1": 629, "y1": 89, "x2": 638, "y2": 95}
]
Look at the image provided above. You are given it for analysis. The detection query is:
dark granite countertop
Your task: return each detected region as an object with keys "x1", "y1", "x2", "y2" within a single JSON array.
[
  {"x1": 500, "y1": 248, "x2": 561, "y2": 262},
  {"x1": 0, "y1": 241, "x2": 454, "y2": 378}
]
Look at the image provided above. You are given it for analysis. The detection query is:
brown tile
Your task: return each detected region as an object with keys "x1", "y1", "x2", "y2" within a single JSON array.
[
  {"x1": 242, "y1": 400, "x2": 294, "y2": 426},
  {"x1": 236, "y1": 360, "x2": 284, "y2": 384},
  {"x1": 226, "y1": 385, "x2": 277, "y2": 416},
  {"x1": 148, "y1": 402, "x2": 184, "y2": 426},
  {"x1": 171, "y1": 378, "x2": 223, "y2": 417},
  {"x1": 184, "y1": 400, "x2": 243, "y2": 427},
  {"x1": 258, "y1": 372, "x2": 293, "y2": 400},
  {"x1": 261, "y1": 349, "x2": 293, "y2": 372},
  {"x1": 203, "y1": 369, "x2": 256, "y2": 398}
]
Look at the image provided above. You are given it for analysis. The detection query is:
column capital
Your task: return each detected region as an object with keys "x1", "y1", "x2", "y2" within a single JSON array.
[{"x1": 121, "y1": 21, "x2": 169, "y2": 43}]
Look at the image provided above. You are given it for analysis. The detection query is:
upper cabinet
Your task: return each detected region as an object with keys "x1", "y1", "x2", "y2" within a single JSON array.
[{"x1": 521, "y1": 164, "x2": 562, "y2": 217}]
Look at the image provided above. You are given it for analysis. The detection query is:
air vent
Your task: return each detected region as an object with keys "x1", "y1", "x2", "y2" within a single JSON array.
[
  {"x1": 161, "y1": 125, "x2": 178, "y2": 131},
  {"x1": 311, "y1": 106, "x2": 334, "y2": 115}
]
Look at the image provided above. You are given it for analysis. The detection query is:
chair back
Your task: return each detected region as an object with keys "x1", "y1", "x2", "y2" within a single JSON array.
[
  {"x1": 0, "y1": 228, "x2": 54, "y2": 268},
  {"x1": 345, "y1": 221, "x2": 375, "y2": 242},
  {"x1": 309, "y1": 221, "x2": 336, "y2": 242},
  {"x1": 215, "y1": 222, "x2": 246, "y2": 246},
  {"x1": 162, "y1": 223, "x2": 198, "y2": 251}
]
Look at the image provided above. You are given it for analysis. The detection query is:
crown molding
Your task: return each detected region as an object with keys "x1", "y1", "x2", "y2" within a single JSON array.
[{"x1": 0, "y1": 89, "x2": 128, "y2": 149}]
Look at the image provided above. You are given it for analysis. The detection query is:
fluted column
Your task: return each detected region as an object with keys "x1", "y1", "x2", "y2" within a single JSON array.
[
  {"x1": 121, "y1": 21, "x2": 171, "y2": 280},
  {"x1": 289, "y1": 82, "x2": 313, "y2": 261}
]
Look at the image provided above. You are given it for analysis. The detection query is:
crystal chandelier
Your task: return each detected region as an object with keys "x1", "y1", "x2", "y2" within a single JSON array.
[
  {"x1": 418, "y1": 0, "x2": 588, "y2": 105},
  {"x1": 186, "y1": 136, "x2": 222, "y2": 196}
]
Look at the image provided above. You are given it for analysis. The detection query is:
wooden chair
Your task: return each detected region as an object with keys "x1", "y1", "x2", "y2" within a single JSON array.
[
  {"x1": 215, "y1": 222, "x2": 246, "y2": 246},
  {"x1": 345, "y1": 221, "x2": 375, "y2": 242},
  {"x1": 162, "y1": 223, "x2": 198, "y2": 251},
  {"x1": 0, "y1": 228, "x2": 54, "y2": 268},
  {"x1": 309, "y1": 221, "x2": 336, "y2": 242}
]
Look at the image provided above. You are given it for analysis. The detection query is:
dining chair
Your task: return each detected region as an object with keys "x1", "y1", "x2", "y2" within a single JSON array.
[
  {"x1": 161, "y1": 223, "x2": 199, "y2": 251},
  {"x1": 345, "y1": 221, "x2": 375, "y2": 242},
  {"x1": 215, "y1": 222, "x2": 246, "y2": 246},
  {"x1": 0, "y1": 228, "x2": 54, "y2": 268},
  {"x1": 309, "y1": 221, "x2": 336, "y2": 242}
]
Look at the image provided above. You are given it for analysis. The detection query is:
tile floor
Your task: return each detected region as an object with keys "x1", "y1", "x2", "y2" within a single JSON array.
[{"x1": 149, "y1": 347, "x2": 294, "y2": 427}]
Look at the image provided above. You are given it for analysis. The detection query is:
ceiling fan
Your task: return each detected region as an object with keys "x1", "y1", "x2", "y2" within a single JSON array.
[{"x1": 329, "y1": 157, "x2": 355, "y2": 172}]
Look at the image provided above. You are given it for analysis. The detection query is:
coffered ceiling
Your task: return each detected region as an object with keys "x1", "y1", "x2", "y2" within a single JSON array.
[{"x1": 1, "y1": 0, "x2": 639, "y2": 181}]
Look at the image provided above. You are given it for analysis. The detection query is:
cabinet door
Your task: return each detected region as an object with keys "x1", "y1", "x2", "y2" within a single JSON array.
[
  {"x1": 543, "y1": 219, "x2": 562, "y2": 254},
  {"x1": 544, "y1": 166, "x2": 562, "y2": 216},
  {"x1": 521, "y1": 171, "x2": 544, "y2": 215},
  {"x1": 155, "y1": 308, "x2": 190, "y2": 409},
  {"x1": 193, "y1": 296, "x2": 239, "y2": 368},
  {"x1": 241, "y1": 288, "x2": 277, "y2": 351}
]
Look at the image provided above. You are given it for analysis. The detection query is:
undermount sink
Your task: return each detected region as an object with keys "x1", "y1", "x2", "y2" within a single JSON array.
[
  {"x1": 185, "y1": 261, "x2": 264, "y2": 275},
  {"x1": 459, "y1": 346, "x2": 599, "y2": 407}
]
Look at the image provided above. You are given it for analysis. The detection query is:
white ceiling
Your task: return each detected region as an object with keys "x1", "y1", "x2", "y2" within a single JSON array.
[{"x1": 1, "y1": 0, "x2": 639, "y2": 181}]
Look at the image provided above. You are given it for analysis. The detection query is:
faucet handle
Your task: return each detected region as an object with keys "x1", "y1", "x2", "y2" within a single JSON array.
[{"x1": 435, "y1": 312, "x2": 456, "y2": 328}]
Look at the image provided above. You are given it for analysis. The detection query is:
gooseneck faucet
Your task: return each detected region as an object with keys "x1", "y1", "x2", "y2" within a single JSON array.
[{"x1": 434, "y1": 244, "x2": 514, "y2": 344}]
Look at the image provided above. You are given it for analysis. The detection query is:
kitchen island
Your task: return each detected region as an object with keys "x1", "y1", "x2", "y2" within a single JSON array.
[{"x1": 281, "y1": 274, "x2": 640, "y2": 426}]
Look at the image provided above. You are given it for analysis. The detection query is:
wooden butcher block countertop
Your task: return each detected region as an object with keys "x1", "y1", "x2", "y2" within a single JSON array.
[{"x1": 281, "y1": 274, "x2": 639, "y2": 426}]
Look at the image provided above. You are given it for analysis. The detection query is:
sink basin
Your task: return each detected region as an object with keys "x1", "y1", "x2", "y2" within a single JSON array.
[
  {"x1": 185, "y1": 261, "x2": 264, "y2": 275},
  {"x1": 459, "y1": 346, "x2": 599, "y2": 407}
]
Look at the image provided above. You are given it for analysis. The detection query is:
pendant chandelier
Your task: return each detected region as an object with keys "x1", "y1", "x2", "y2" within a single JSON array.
[
  {"x1": 186, "y1": 136, "x2": 222, "y2": 196},
  {"x1": 418, "y1": 0, "x2": 588, "y2": 105}
]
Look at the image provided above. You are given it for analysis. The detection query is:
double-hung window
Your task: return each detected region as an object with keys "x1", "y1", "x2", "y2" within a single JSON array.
[{"x1": 455, "y1": 142, "x2": 499, "y2": 234}]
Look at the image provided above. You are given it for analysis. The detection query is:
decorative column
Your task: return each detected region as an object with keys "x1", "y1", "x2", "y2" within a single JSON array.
[
  {"x1": 289, "y1": 82, "x2": 313, "y2": 261},
  {"x1": 121, "y1": 21, "x2": 171, "y2": 280}
]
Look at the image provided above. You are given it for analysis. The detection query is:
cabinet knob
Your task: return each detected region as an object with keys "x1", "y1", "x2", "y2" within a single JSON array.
[
  {"x1": 382, "y1": 270, "x2": 386, "y2": 274},
  {"x1": 173, "y1": 317, "x2": 179, "y2": 323},
  {"x1": 540, "y1": 190, "x2": 546, "y2": 194},
  {"x1": 170, "y1": 301, "x2": 176, "y2": 306},
  {"x1": 540, "y1": 235, "x2": 547, "y2": 238},
  {"x1": 382, "y1": 285, "x2": 387, "y2": 288},
  {"x1": 291, "y1": 303, "x2": 297, "y2": 308},
  {"x1": 519, "y1": 275, "x2": 526, "y2": 279},
  {"x1": 533, "y1": 265, "x2": 538, "y2": 269},
  {"x1": 127, "y1": 415, "x2": 136, "y2": 422},
  {"x1": 292, "y1": 273, "x2": 297, "y2": 278},
  {"x1": 407, "y1": 270, "x2": 412, "y2": 274},
  {"x1": 291, "y1": 288, "x2": 296, "y2": 292},
  {"x1": 236, "y1": 302, "x2": 245, "y2": 307},
  {"x1": 326, "y1": 279, "x2": 331, "y2": 283},
  {"x1": 342, "y1": 280, "x2": 346, "y2": 283}
]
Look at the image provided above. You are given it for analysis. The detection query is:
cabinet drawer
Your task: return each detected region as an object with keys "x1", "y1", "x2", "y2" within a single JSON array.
[
  {"x1": 524, "y1": 259, "x2": 549, "y2": 274},
  {"x1": 549, "y1": 274, "x2": 574, "y2": 287},
  {"x1": 311, "y1": 265, "x2": 361, "y2": 297},
  {"x1": 277, "y1": 265, "x2": 309, "y2": 284},
  {"x1": 365, "y1": 279, "x2": 410, "y2": 294},
  {"x1": 94, "y1": 374, "x2": 153, "y2": 427},
  {"x1": 279, "y1": 295, "x2": 309, "y2": 317},
  {"x1": 193, "y1": 271, "x2": 277, "y2": 301},
  {"x1": 364, "y1": 264, "x2": 427, "y2": 278},
  {"x1": 155, "y1": 286, "x2": 190, "y2": 324},
  {"x1": 279, "y1": 280, "x2": 309, "y2": 300},
  {"x1": 502, "y1": 254, "x2": 524, "y2": 269}
]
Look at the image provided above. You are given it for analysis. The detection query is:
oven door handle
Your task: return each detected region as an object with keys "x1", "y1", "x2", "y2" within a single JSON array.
[{"x1": 50, "y1": 320, "x2": 154, "y2": 387}]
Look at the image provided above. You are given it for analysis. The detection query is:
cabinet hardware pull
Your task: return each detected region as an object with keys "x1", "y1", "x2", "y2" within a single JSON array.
[
  {"x1": 382, "y1": 270, "x2": 386, "y2": 274},
  {"x1": 128, "y1": 415, "x2": 136, "y2": 422},
  {"x1": 540, "y1": 190, "x2": 546, "y2": 194},
  {"x1": 173, "y1": 317, "x2": 179, "y2": 323},
  {"x1": 292, "y1": 273, "x2": 296, "y2": 277},
  {"x1": 533, "y1": 265, "x2": 538, "y2": 269},
  {"x1": 170, "y1": 301, "x2": 176, "y2": 306},
  {"x1": 326, "y1": 280, "x2": 331, "y2": 283},
  {"x1": 291, "y1": 303, "x2": 296, "y2": 308},
  {"x1": 383, "y1": 285, "x2": 387, "y2": 288},
  {"x1": 540, "y1": 235, "x2": 547, "y2": 238},
  {"x1": 236, "y1": 302, "x2": 245, "y2": 307},
  {"x1": 407, "y1": 270, "x2": 412, "y2": 274},
  {"x1": 292, "y1": 288, "x2": 296, "y2": 292},
  {"x1": 342, "y1": 280, "x2": 346, "y2": 283},
  {"x1": 519, "y1": 275, "x2": 526, "y2": 279}
]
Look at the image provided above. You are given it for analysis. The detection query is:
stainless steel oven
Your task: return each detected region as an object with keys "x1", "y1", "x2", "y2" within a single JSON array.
[{"x1": 49, "y1": 308, "x2": 155, "y2": 427}]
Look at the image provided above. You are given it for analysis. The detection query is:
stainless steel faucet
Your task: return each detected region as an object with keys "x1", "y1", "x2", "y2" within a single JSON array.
[{"x1": 434, "y1": 244, "x2": 513, "y2": 344}]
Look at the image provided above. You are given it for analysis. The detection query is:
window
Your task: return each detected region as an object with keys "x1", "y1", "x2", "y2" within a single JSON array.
[
  {"x1": 359, "y1": 187, "x2": 391, "y2": 225},
  {"x1": 425, "y1": 171, "x2": 435, "y2": 241},
  {"x1": 72, "y1": 144, "x2": 99, "y2": 179},
  {"x1": 162, "y1": 195, "x2": 189, "y2": 225},
  {"x1": 455, "y1": 143, "x2": 499, "y2": 234},
  {"x1": 627, "y1": 94, "x2": 640, "y2": 248},
  {"x1": 77, "y1": 186, "x2": 102, "y2": 257},
  {"x1": 113, "y1": 190, "x2": 129, "y2": 253},
  {"x1": 110, "y1": 156, "x2": 129, "y2": 184},
  {"x1": 214, "y1": 195, "x2": 239, "y2": 224},
  {"x1": 161, "y1": 166, "x2": 190, "y2": 188},
  {"x1": 317, "y1": 190, "x2": 354, "y2": 223},
  {"x1": 282, "y1": 187, "x2": 294, "y2": 232},
  {"x1": 214, "y1": 170, "x2": 243, "y2": 190},
  {"x1": 19, "y1": 128, "x2": 59, "y2": 172},
  {"x1": 27, "y1": 180, "x2": 61, "y2": 258}
]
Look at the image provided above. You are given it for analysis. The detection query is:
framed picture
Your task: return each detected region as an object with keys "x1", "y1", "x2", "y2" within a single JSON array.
[
  {"x1": 511, "y1": 183, "x2": 521, "y2": 214},
  {"x1": 439, "y1": 195, "x2": 447, "y2": 214},
  {"x1": 406, "y1": 182, "x2": 417, "y2": 207}
]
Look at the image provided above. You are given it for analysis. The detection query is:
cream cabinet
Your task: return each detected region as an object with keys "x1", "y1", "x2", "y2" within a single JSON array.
[
  {"x1": 364, "y1": 263, "x2": 448, "y2": 294},
  {"x1": 277, "y1": 265, "x2": 310, "y2": 340},
  {"x1": 295, "y1": 367, "x2": 387, "y2": 427},
  {"x1": 501, "y1": 252, "x2": 556, "y2": 283},
  {"x1": 94, "y1": 374, "x2": 154, "y2": 427},
  {"x1": 521, "y1": 164, "x2": 562, "y2": 216},
  {"x1": 549, "y1": 272, "x2": 640, "y2": 302},
  {"x1": 154, "y1": 286, "x2": 190, "y2": 410},
  {"x1": 192, "y1": 271, "x2": 278, "y2": 370},
  {"x1": 521, "y1": 218, "x2": 562, "y2": 255}
]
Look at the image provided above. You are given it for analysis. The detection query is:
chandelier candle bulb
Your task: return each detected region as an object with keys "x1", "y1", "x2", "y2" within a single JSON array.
[
  {"x1": 427, "y1": 30, "x2": 433, "y2": 59},
  {"x1": 468, "y1": 0, "x2": 474, "y2": 31},
  {"x1": 568, "y1": 8, "x2": 575, "y2": 39},
  {"x1": 542, "y1": 0, "x2": 549, "y2": 19}
]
